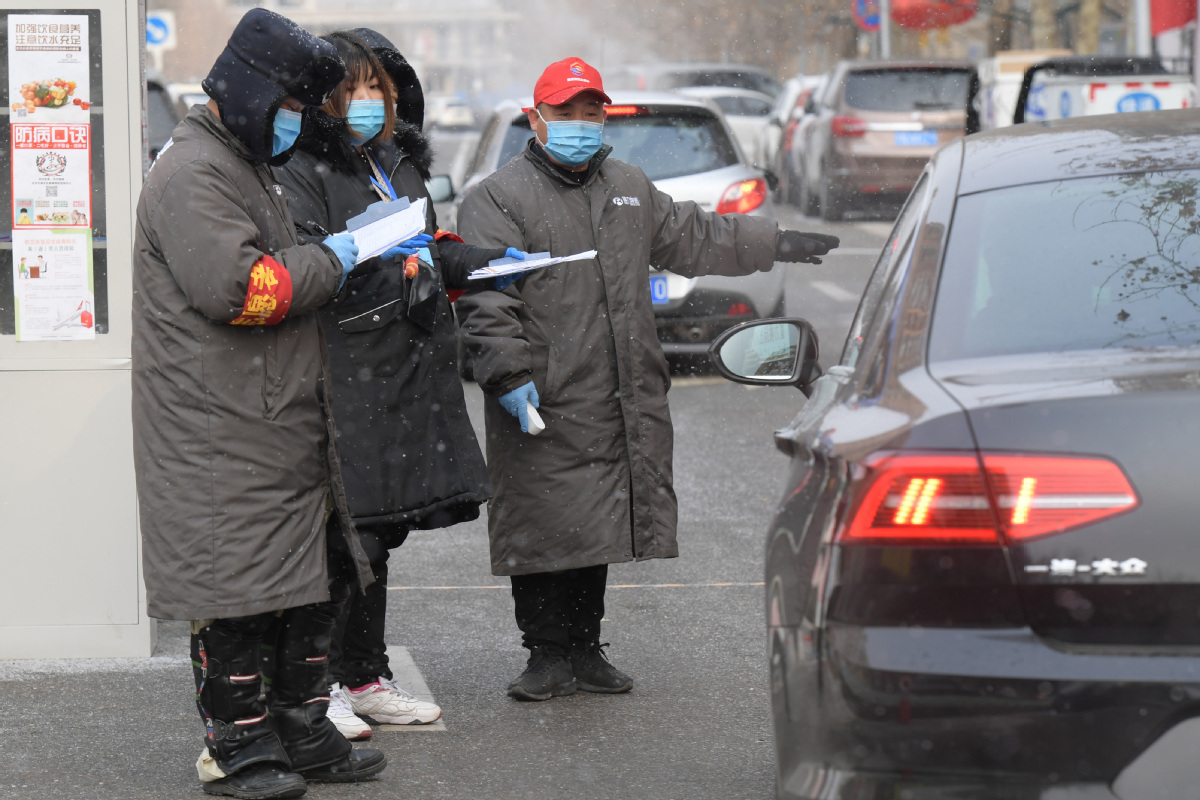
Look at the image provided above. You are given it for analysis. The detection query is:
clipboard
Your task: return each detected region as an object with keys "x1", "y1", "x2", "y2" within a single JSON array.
[{"x1": 341, "y1": 196, "x2": 428, "y2": 264}]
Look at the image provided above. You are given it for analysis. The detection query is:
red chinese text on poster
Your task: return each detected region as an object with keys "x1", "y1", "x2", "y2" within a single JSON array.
[{"x1": 11, "y1": 122, "x2": 92, "y2": 229}]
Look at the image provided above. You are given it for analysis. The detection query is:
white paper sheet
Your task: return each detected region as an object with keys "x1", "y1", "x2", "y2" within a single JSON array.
[
  {"x1": 343, "y1": 197, "x2": 427, "y2": 263},
  {"x1": 467, "y1": 249, "x2": 597, "y2": 280}
]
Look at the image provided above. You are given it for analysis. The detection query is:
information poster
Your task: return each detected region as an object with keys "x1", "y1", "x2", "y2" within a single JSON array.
[
  {"x1": 7, "y1": 15, "x2": 91, "y2": 125},
  {"x1": 11, "y1": 123, "x2": 91, "y2": 228},
  {"x1": 11, "y1": 229, "x2": 95, "y2": 341},
  {"x1": 8, "y1": 13, "x2": 94, "y2": 340}
]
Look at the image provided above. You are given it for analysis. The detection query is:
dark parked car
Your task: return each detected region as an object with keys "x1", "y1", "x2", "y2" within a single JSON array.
[
  {"x1": 146, "y1": 74, "x2": 179, "y2": 163},
  {"x1": 710, "y1": 109, "x2": 1200, "y2": 799},
  {"x1": 795, "y1": 60, "x2": 972, "y2": 220}
]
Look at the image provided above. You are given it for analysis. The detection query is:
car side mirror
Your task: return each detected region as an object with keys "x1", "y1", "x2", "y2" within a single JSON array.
[
  {"x1": 803, "y1": 96, "x2": 817, "y2": 115},
  {"x1": 762, "y1": 169, "x2": 779, "y2": 192},
  {"x1": 426, "y1": 174, "x2": 455, "y2": 204},
  {"x1": 708, "y1": 318, "x2": 821, "y2": 394}
]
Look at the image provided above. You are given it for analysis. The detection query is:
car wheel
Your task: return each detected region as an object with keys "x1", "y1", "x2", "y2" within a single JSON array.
[
  {"x1": 783, "y1": 170, "x2": 801, "y2": 207},
  {"x1": 819, "y1": 173, "x2": 845, "y2": 222},
  {"x1": 798, "y1": 172, "x2": 819, "y2": 217},
  {"x1": 767, "y1": 292, "x2": 786, "y2": 319}
]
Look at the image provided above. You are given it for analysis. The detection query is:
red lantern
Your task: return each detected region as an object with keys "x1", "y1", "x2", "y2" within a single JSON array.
[{"x1": 890, "y1": 0, "x2": 977, "y2": 29}]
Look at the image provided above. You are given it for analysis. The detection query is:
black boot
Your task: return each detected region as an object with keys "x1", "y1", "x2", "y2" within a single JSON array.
[
  {"x1": 202, "y1": 762, "x2": 306, "y2": 799},
  {"x1": 507, "y1": 647, "x2": 576, "y2": 701},
  {"x1": 274, "y1": 703, "x2": 386, "y2": 782},
  {"x1": 192, "y1": 619, "x2": 301, "y2": 798},
  {"x1": 271, "y1": 603, "x2": 386, "y2": 782},
  {"x1": 570, "y1": 642, "x2": 632, "y2": 693}
]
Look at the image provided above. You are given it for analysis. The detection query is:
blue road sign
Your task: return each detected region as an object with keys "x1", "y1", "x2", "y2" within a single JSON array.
[{"x1": 146, "y1": 15, "x2": 170, "y2": 46}]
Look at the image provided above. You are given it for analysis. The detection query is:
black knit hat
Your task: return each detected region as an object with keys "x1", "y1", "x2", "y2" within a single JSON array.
[
  {"x1": 203, "y1": 9, "x2": 346, "y2": 164},
  {"x1": 350, "y1": 28, "x2": 424, "y2": 129}
]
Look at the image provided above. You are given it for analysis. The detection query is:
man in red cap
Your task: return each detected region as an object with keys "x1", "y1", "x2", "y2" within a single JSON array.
[{"x1": 456, "y1": 57, "x2": 838, "y2": 701}]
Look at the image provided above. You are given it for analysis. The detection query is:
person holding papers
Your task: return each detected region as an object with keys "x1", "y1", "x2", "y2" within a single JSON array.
[
  {"x1": 275, "y1": 29, "x2": 523, "y2": 740},
  {"x1": 455, "y1": 57, "x2": 839, "y2": 701},
  {"x1": 133, "y1": 10, "x2": 386, "y2": 797}
]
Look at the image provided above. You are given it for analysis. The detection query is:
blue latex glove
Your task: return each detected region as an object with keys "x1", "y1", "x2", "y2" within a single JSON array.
[
  {"x1": 382, "y1": 233, "x2": 434, "y2": 259},
  {"x1": 323, "y1": 233, "x2": 359, "y2": 289},
  {"x1": 498, "y1": 381, "x2": 539, "y2": 432},
  {"x1": 494, "y1": 247, "x2": 529, "y2": 291}
]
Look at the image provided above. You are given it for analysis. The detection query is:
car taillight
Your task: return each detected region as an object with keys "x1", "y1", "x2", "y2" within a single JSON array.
[
  {"x1": 831, "y1": 116, "x2": 867, "y2": 138},
  {"x1": 605, "y1": 105, "x2": 646, "y2": 117},
  {"x1": 839, "y1": 452, "x2": 1138, "y2": 546},
  {"x1": 983, "y1": 454, "x2": 1138, "y2": 541},
  {"x1": 726, "y1": 302, "x2": 753, "y2": 316},
  {"x1": 716, "y1": 178, "x2": 767, "y2": 214}
]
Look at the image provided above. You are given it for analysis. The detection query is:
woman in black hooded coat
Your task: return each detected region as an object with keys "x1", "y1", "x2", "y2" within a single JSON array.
[{"x1": 275, "y1": 29, "x2": 518, "y2": 738}]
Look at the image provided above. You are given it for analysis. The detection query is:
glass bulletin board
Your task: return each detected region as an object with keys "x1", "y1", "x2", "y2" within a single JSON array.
[{"x1": 0, "y1": 8, "x2": 106, "y2": 338}]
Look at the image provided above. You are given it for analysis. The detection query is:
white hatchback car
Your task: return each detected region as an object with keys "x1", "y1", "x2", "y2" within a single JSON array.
[
  {"x1": 447, "y1": 91, "x2": 785, "y2": 358},
  {"x1": 674, "y1": 86, "x2": 776, "y2": 165}
]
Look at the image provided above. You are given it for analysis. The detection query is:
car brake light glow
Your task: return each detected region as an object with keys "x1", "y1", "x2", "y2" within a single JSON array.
[
  {"x1": 832, "y1": 116, "x2": 867, "y2": 138},
  {"x1": 839, "y1": 452, "x2": 1138, "y2": 546},
  {"x1": 605, "y1": 105, "x2": 645, "y2": 116},
  {"x1": 716, "y1": 178, "x2": 767, "y2": 214},
  {"x1": 983, "y1": 454, "x2": 1138, "y2": 541},
  {"x1": 726, "y1": 302, "x2": 753, "y2": 316}
]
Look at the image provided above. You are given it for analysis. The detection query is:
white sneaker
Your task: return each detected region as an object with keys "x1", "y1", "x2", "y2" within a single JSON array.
[
  {"x1": 326, "y1": 683, "x2": 372, "y2": 740},
  {"x1": 347, "y1": 676, "x2": 443, "y2": 725}
]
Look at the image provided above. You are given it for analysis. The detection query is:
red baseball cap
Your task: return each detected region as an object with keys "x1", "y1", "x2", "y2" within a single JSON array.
[{"x1": 525, "y1": 57, "x2": 612, "y2": 111}]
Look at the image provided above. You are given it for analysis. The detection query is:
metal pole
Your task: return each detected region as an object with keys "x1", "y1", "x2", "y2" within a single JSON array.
[
  {"x1": 1194, "y1": 6, "x2": 1200, "y2": 86},
  {"x1": 1134, "y1": 0, "x2": 1153, "y2": 56},
  {"x1": 880, "y1": 0, "x2": 892, "y2": 59}
]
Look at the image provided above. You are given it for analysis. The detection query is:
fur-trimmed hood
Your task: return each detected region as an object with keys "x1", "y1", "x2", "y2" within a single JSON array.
[{"x1": 294, "y1": 108, "x2": 434, "y2": 179}]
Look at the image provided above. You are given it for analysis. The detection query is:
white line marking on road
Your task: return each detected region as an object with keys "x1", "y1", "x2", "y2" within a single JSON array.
[
  {"x1": 378, "y1": 646, "x2": 446, "y2": 732},
  {"x1": 810, "y1": 280, "x2": 862, "y2": 304},
  {"x1": 386, "y1": 582, "x2": 765, "y2": 591}
]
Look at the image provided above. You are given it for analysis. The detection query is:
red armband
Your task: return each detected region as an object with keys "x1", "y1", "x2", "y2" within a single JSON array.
[{"x1": 229, "y1": 255, "x2": 292, "y2": 326}]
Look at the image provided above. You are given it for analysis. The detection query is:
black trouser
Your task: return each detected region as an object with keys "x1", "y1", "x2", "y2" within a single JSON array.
[
  {"x1": 327, "y1": 525, "x2": 406, "y2": 688},
  {"x1": 510, "y1": 564, "x2": 608, "y2": 655}
]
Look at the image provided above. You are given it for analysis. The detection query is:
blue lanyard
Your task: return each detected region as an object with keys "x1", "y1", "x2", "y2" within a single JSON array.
[{"x1": 365, "y1": 149, "x2": 397, "y2": 201}]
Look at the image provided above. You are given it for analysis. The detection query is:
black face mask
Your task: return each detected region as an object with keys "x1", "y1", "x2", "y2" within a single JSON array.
[{"x1": 405, "y1": 256, "x2": 442, "y2": 332}]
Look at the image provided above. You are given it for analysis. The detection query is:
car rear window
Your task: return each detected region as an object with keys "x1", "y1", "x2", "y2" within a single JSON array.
[
  {"x1": 663, "y1": 70, "x2": 782, "y2": 97},
  {"x1": 501, "y1": 107, "x2": 739, "y2": 181},
  {"x1": 843, "y1": 69, "x2": 970, "y2": 112},
  {"x1": 928, "y1": 171, "x2": 1200, "y2": 360},
  {"x1": 711, "y1": 95, "x2": 773, "y2": 116}
]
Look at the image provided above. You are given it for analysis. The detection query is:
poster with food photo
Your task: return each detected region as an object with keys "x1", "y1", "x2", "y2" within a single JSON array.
[
  {"x1": 11, "y1": 228, "x2": 95, "y2": 341},
  {"x1": 7, "y1": 14, "x2": 90, "y2": 125}
]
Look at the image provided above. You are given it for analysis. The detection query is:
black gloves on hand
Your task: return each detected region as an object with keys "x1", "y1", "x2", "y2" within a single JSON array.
[{"x1": 776, "y1": 230, "x2": 840, "y2": 265}]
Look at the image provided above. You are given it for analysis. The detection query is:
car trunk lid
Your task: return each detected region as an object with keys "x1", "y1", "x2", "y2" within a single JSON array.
[{"x1": 931, "y1": 350, "x2": 1200, "y2": 646}]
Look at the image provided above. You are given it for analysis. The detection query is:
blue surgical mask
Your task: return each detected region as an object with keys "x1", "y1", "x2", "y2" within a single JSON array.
[
  {"x1": 537, "y1": 108, "x2": 604, "y2": 167},
  {"x1": 347, "y1": 99, "x2": 386, "y2": 145},
  {"x1": 272, "y1": 108, "x2": 303, "y2": 156}
]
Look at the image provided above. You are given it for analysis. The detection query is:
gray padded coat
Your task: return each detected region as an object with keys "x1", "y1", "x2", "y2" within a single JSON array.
[
  {"x1": 456, "y1": 141, "x2": 779, "y2": 576},
  {"x1": 132, "y1": 107, "x2": 372, "y2": 620}
]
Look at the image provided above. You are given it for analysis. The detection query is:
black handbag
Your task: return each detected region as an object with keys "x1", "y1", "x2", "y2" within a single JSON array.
[{"x1": 405, "y1": 254, "x2": 442, "y2": 332}]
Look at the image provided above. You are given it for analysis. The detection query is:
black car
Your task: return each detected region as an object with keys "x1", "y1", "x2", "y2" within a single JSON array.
[{"x1": 710, "y1": 109, "x2": 1200, "y2": 799}]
